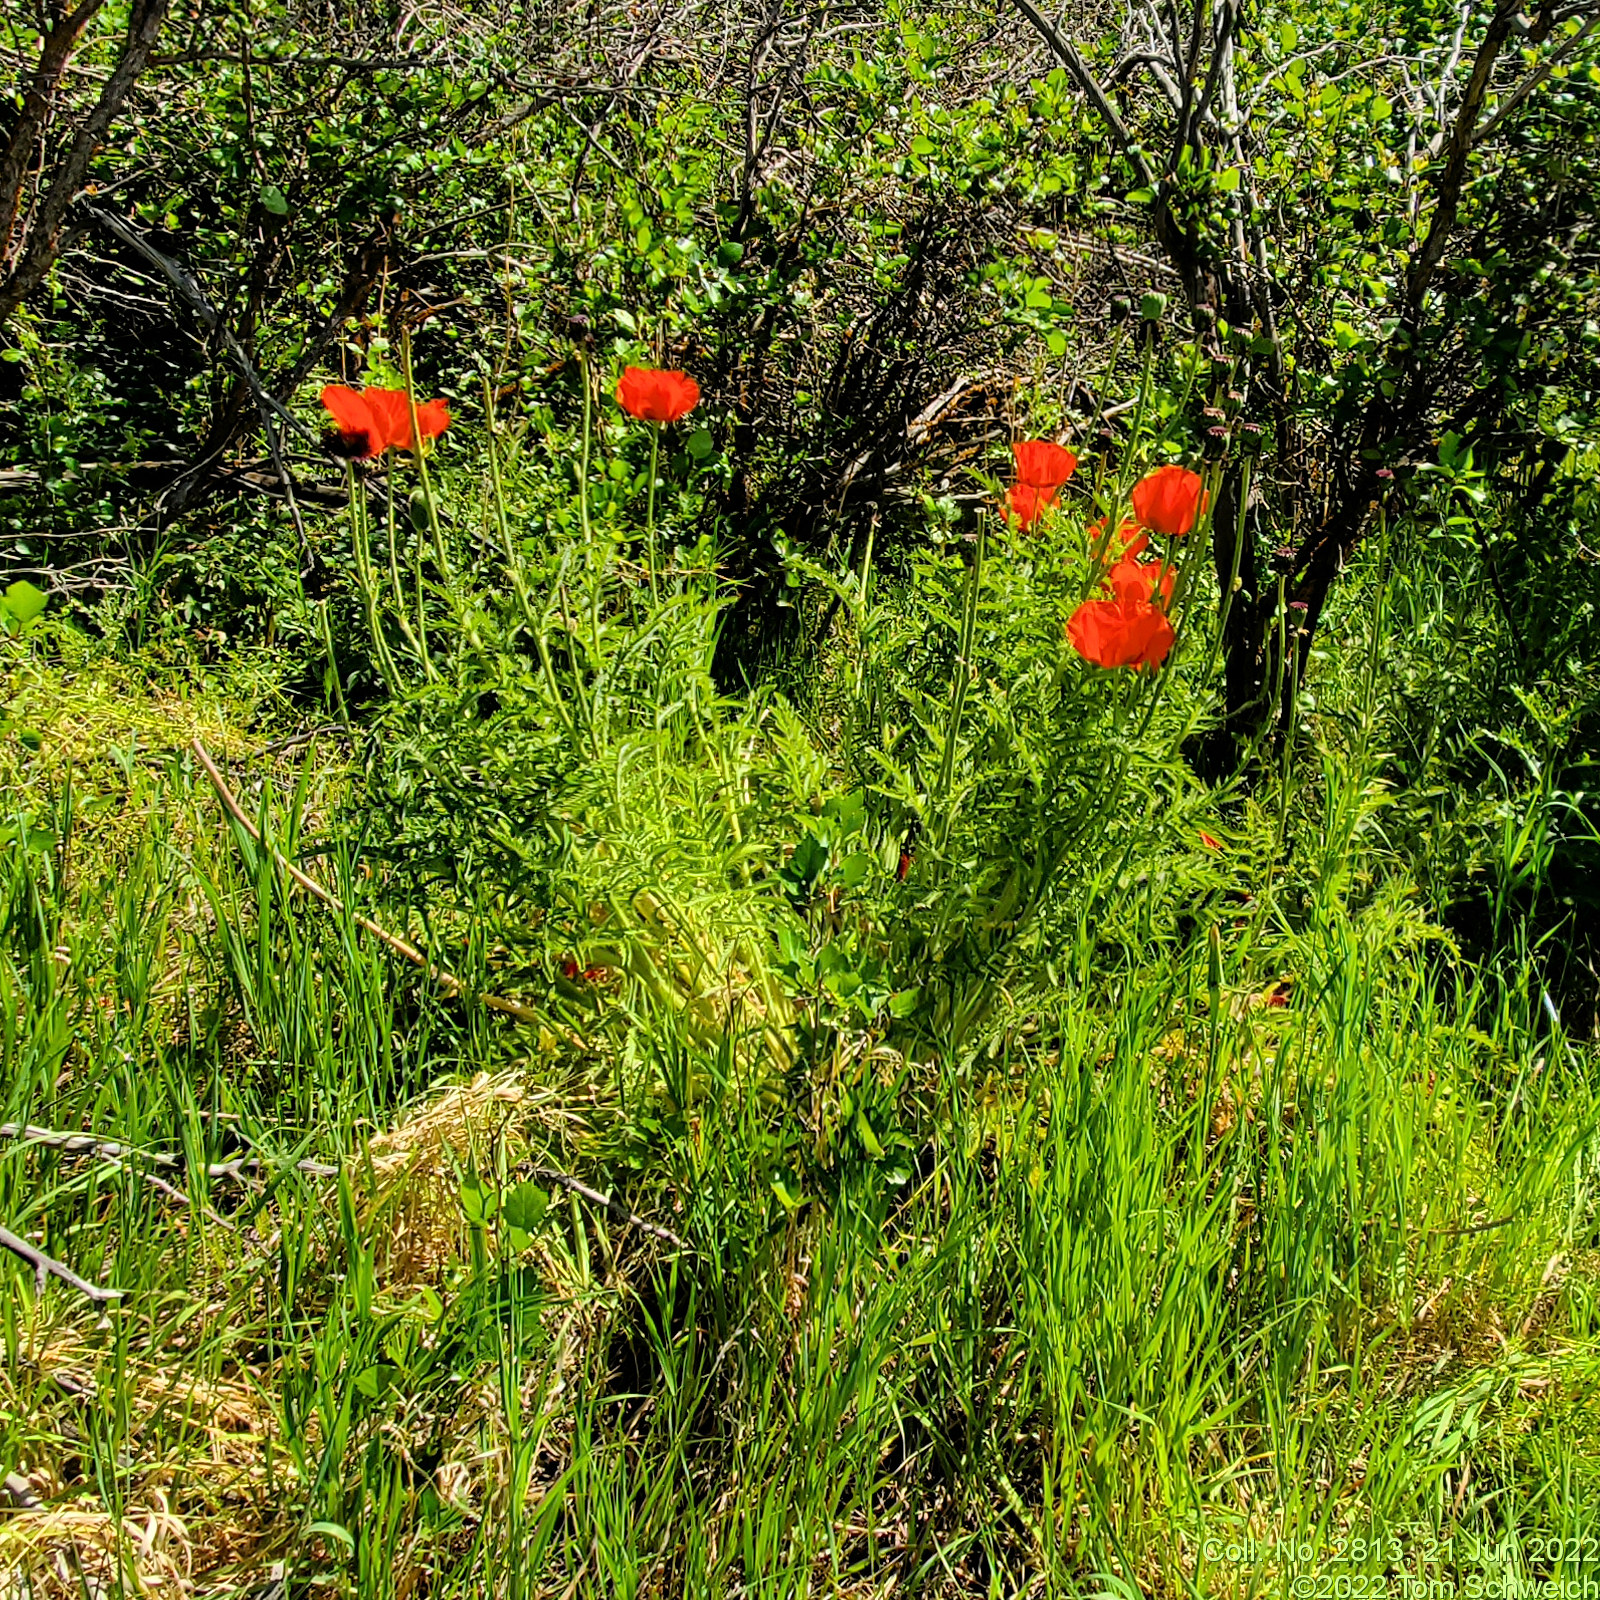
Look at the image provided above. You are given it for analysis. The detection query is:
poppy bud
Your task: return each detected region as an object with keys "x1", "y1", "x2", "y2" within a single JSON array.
[
  {"x1": 1238, "y1": 422, "x2": 1264, "y2": 452},
  {"x1": 1202, "y1": 406, "x2": 1226, "y2": 422},
  {"x1": 1270, "y1": 545, "x2": 1295, "y2": 575},
  {"x1": 1192, "y1": 305, "x2": 1216, "y2": 331},
  {"x1": 567, "y1": 314, "x2": 592, "y2": 345},
  {"x1": 1108, "y1": 296, "x2": 1132, "y2": 323},
  {"x1": 1204, "y1": 425, "x2": 1230, "y2": 459},
  {"x1": 1140, "y1": 292, "x2": 1168, "y2": 323}
]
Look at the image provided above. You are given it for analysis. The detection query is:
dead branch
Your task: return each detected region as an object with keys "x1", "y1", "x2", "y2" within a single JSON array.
[
  {"x1": 189, "y1": 737, "x2": 583, "y2": 1043},
  {"x1": 530, "y1": 1168, "x2": 691, "y2": 1251},
  {"x1": 0, "y1": 1123, "x2": 338, "y2": 1182},
  {"x1": 0, "y1": 1225, "x2": 123, "y2": 1306}
]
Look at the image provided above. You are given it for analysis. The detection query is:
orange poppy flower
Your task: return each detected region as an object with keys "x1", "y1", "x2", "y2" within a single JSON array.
[
  {"x1": 1067, "y1": 594, "x2": 1176, "y2": 669},
  {"x1": 1105, "y1": 556, "x2": 1176, "y2": 610},
  {"x1": 616, "y1": 366, "x2": 700, "y2": 423},
  {"x1": 1002, "y1": 482, "x2": 1059, "y2": 530},
  {"x1": 320, "y1": 385, "x2": 450, "y2": 456},
  {"x1": 1130, "y1": 464, "x2": 1208, "y2": 536},
  {"x1": 320, "y1": 385, "x2": 381, "y2": 459},
  {"x1": 1198, "y1": 830, "x2": 1222, "y2": 851},
  {"x1": 1088, "y1": 517, "x2": 1149, "y2": 561},
  {"x1": 1011, "y1": 439, "x2": 1077, "y2": 491}
]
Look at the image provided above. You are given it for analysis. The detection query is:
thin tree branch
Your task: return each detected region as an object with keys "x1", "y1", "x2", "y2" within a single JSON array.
[
  {"x1": 1, "y1": 1122, "x2": 339, "y2": 1181},
  {"x1": 0, "y1": 0, "x2": 171, "y2": 327},
  {"x1": 0, "y1": 1225, "x2": 123, "y2": 1305},
  {"x1": 189, "y1": 737, "x2": 574, "y2": 1039},
  {"x1": 1006, "y1": 0, "x2": 1156, "y2": 186},
  {"x1": 1471, "y1": 9, "x2": 1600, "y2": 147},
  {"x1": 1407, "y1": 0, "x2": 1523, "y2": 317},
  {"x1": 529, "y1": 1169, "x2": 690, "y2": 1251}
]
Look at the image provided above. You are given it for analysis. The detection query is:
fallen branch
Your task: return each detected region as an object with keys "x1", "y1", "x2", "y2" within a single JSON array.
[
  {"x1": 0, "y1": 1122, "x2": 337, "y2": 1182},
  {"x1": 0, "y1": 1226, "x2": 122, "y2": 1306},
  {"x1": 2, "y1": 1471, "x2": 41, "y2": 1510},
  {"x1": 530, "y1": 1168, "x2": 691, "y2": 1252},
  {"x1": 189, "y1": 736, "x2": 581, "y2": 1041}
]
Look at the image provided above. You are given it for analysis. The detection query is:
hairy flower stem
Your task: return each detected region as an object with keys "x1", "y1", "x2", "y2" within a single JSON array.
[
  {"x1": 348, "y1": 466, "x2": 402, "y2": 694},
  {"x1": 481, "y1": 378, "x2": 576, "y2": 739},
  {"x1": 572, "y1": 345, "x2": 606, "y2": 723},
  {"x1": 933, "y1": 511, "x2": 987, "y2": 852},
  {"x1": 644, "y1": 421, "x2": 662, "y2": 604},
  {"x1": 402, "y1": 327, "x2": 449, "y2": 578},
  {"x1": 481, "y1": 377, "x2": 536, "y2": 629},
  {"x1": 315, "y1": 599, "x2": 350, "y2": 724},
  {"x1": 576, "y1": 345, "x2": 594, "y2": 548},
  {"x1": 381, "y1": 470, "x2": 427, "y2": 671},
  {"x1": 1086, "y1": 333, "x2": 1160, "y2": 579}
]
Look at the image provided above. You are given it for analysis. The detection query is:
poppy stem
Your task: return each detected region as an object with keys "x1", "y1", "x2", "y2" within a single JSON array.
[
  {"x1": 933, "y1": 510, "x2": 987, "y2": 852},
  {"x1": 315, "y1": 598, "x2": 350, "y2": 725},
  {"x1": 482, "y1": 375, "x2": 536, "y2": 630},
  {"x1": 384, "y1": 467, "x2": 430, "y2": 678},
  {"x1": 645, "y1": 420, "x2": 661, "y2": 604},
  {"x1": 577, "y1": 343, "x2": 594, "y2": 547},
  {"x1": 348, "y1": 464, "x2": 402, "y2": 695},
  {"x1": 401, "y1": 327, "x2": 449, "y2": 579}
]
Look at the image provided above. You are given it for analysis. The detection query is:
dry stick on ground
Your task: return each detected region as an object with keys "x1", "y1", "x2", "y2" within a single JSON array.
[
  {"x1": 189, "y1": 738, "x2": 687, "y2": 1250},
  {"x1": 526, "y1": 1168, "x2": 690, "y2": 1251},
  {"x1": 0, "y1": 1122, "x2": 337, "y2": 1181},
  {"x1": 190, "y1": 736, "x2": 552, "y2": 1031},
  {"x1": 2, "y1": 1121, "x2": 690, "y2": 1255},
  {"x1": 0, "y1": 1226, "x2": 123, "y2": 1307}
]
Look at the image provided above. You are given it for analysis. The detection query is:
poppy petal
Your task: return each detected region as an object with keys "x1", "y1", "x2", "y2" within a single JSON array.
[
  {"x1": 320, "y1": 385, "x2": 379, "y2": 459},
  {"x1": 1012, "y1": 439, "x2": 1078, "y2": 491},
  {"x1": 1003, "y1": 482, "x2": 1058, "y2": 530},
  {"x1": 1130, "y1": 464, "x2": 1208, "y2": 537},
  {"x1": 617, "y1": 366, "x2": 700, "y2": 423}
]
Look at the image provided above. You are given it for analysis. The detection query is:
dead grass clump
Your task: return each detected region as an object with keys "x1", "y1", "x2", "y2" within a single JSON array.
[
  {"x1": 0, "y1": 1492, "x2": 191, "y2": 1600},
  {"x1": 363, "y1": 1070, "x2": 533, "y2": 1282}
]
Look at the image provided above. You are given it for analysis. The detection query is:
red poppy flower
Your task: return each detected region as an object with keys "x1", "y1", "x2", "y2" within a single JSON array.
[
  {"x1": 1002, "y1": 482, "x2": 1059, "y2": 530},
  {"x1": 1130, "y1": 464, "x2": 1208, "y2": 537},
  {"x1": 1067, "y1": 595, "x2": 1176, "y2": 669},
  {"x1": 364, "y1": 388, "x2": 450, "y2": 452},
  {"x1": 1088, "y1": 517, "x2": 1149, "y2": 561},
  {"x1": 320, "y1": 385, "x2": 381, "y2": 459},
  {"x1": 1011, "y1": 439, "x2": 1077, "y2": 491},
  {"x1": 320, "y1": 385, "x2": 450, "y2": 456},
  {"x1": 1105, "y1": 557, "x2": 1176, "y2": 610},
  {"x1": 616, "y1": 366, "x2": 700, "y2": 423}
]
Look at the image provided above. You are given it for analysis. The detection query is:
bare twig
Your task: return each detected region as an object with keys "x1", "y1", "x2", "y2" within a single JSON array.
[
  {"x1": 1471, "y1": 8, "x2": 1600, "y2": 146},
  {"x1": 530, "y1": 1168, "x2": 690, "y2": 1252},
  {"x1": 0, "y1": 1225, "x2": 123, "y2": 1305},
  {"x1": 1006, "y1": 0, "x2": 1156, "y2": 186},
  {"x1": 0, "y1": 1122, "x2": 338, "y2": 1182},
  {"x1": 189, "y1": 737, "x2": 570, "y2": 1037},
  {"x1": 76, "y1": 203, "x2": 315, "y2": 557}
]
